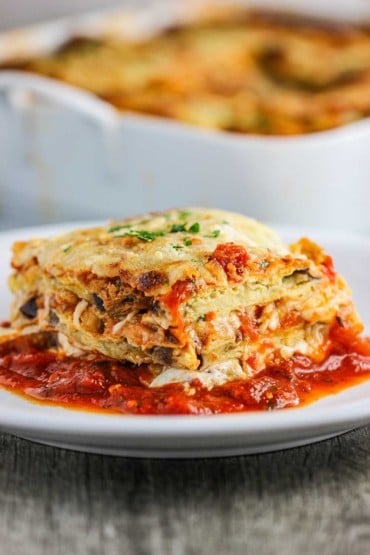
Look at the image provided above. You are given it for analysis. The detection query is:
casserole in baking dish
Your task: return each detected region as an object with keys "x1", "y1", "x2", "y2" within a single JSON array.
[
  {"x1": 4, "y1": 8, "x2": 370, "y2": 136},
  {"x1": 0, "y1": 0, "x2": 369, "y2": 231}
]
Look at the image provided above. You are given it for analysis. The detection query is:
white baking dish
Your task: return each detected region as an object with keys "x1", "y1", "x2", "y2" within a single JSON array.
[{"x1": 0, "y1": 0, "x2": 369, "y2": 231}]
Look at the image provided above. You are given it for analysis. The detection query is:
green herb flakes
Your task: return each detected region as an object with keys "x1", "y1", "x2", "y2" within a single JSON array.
[
  {"x1": 188, "y1": 222, "x2": 200, "y2": 233},
  {"x1": 205, "y1": 229, "x2": 220, "y2": 238},
  {"x1": 108, "y1": 224, "x2": 132, "y2": 233},
  {"x1": 171, "y1": 222, "x2": 200, "y2": 234},
  {"x1": 170, "y1": 223, "x2": 187, "y2": 233},
  {"x1": 109, "y1": 216, "x2": 200, "y2": 243},
  {"x1": 117, "y1": 229, "x2": 164, "y2": 242}
]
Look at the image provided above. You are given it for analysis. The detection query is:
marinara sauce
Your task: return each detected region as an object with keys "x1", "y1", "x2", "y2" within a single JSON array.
[{"x1": 0, "y1": 323, "x2": 370, "y2": 415}]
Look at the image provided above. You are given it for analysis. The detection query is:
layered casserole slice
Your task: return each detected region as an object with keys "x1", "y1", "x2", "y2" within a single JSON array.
[{"x1": 8, "y1": 208, "x2": 362, "y2": 388}]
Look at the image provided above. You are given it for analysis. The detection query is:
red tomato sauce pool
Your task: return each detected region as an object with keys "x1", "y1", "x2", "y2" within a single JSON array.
[{"x1": 0, "y1": 329, "x2": 370, "y2": 415}]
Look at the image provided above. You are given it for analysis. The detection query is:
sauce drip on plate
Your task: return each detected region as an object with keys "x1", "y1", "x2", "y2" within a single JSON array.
[{"x1": 0, "y1": 326, "x2": 370, "y2": 415}]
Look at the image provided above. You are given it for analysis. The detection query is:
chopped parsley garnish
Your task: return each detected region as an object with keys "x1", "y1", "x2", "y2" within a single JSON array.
[
  {"x1": 108, "y1": 224, "x2": 132, "y2": 233},
  {"x1": 116, "y1": 229, "x2": 165, "y2": 242},
  {"x1": 170, "y1": 223, "x2": 187, "y2": 233},
  {"x1": 205, "y1": 229, "x2": 220, "y2": 238},
  {"x1": 184, "y1": 237, "x2": 193, "y2": 246},
  {"x1": 188, "y1": 222, "x2": 200, "y2": 233},
  {"x1": 109, "y1": 217, "x2": 200, "y2": 243},
  {"x1": 261, "y1": 261, "x2": 270, "y2": 269},
  {"x1": 63, "y1": 245, "x2": 72, "y2": 253},
  {"x1": 172, "y1": 244, "x2": 184, "y2": 250},
  {"x1": 170, "y1": 222, "x2": 200, "y2": 234}
]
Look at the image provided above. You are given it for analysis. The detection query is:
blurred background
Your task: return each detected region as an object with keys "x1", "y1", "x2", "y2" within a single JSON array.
[
  {"x1": 0, "y1": 1, "x2": 132, "y2": 30},
  {"x1": 0, "y1": 0, "x2": 369, "y2": 231}
]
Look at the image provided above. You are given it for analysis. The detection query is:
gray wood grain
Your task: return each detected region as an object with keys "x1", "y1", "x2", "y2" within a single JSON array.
[{"x1": 0, "y1": 427, "x2": 370, "y2": 555}]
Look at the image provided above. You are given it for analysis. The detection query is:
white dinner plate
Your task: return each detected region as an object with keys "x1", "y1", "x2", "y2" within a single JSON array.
[{"x1": 0, "y1": 221, "x2": 369, "y2": 458}]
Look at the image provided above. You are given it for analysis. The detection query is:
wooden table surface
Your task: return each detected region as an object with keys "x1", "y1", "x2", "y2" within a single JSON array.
[{"x1": 1, "y1": 426, "x2": 369, "y2": 555}]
